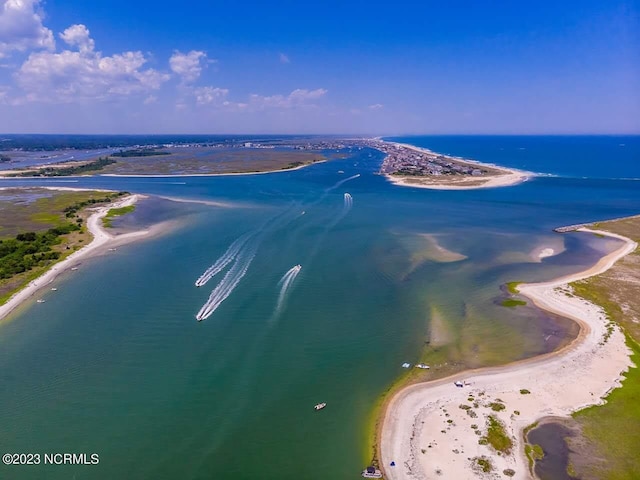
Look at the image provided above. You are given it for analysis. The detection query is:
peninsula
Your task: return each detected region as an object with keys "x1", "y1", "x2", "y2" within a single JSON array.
[
  {"x1": 372, "y1": 140, "x2": 530, "y2": 190},
  {"x1": 0, "y1": 188, "x2": 149, "y2": 322},
  {"x1": 380, "y1": 217, "x2": 639, "y2": 479}
]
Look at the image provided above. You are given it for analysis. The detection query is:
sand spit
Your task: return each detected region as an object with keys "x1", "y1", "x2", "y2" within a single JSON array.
[
  {"x1": 418, "y1": 234, "x2": 468, "y2": 263},
  {"x1": 384, "y1": 142, "x2": 531, "y2": 191},
  {"x1": 380, "y1": 228, "x2": 636, "y2": 480},
  {"x1": 0, "y1": 193, "x2": 159, "y2": 322}
]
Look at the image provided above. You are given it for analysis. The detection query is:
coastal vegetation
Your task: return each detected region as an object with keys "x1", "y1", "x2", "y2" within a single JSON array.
[
  {"x1": 524, "y1": 443, "x2": 544, "y2": 467},
  {"x1": 111, "y1": 148, "x2": 170, "y2": 157},
  {"x1": 472, "y1": 456, "x2": 493, "y2": 473},
  {"x1": 506, "y1": 281, "x2": 521, "y2": 294},
  {"x1": 501, "y1": 298, "x2": 526, "y2": 307},
  {"x1": 0, "y1": 189, "x2": 127, "y2": 306},
  {"x1": 525, "y1": 215, "x2": 640, "y2": 479},
  {"x1": 6, "y1": 157, "x2": 116, "y2": 177},
  {"x1": 482, "y1": 415, "x2": 513, "y2": 454},
  {"x1": 0, "y1": 224, "x2": 80, "y2": 280},
  {"x1": 103, "y1": 205, "x2": 136, "y2": 228},
  {"x1": 99, "y1": 148, "x2": 329, "y2": 176}
]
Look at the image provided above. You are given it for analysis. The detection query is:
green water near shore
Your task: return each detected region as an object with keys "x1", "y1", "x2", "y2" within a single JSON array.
[{"x1": 0, "y1": 143, "x2": 638, "y2": 479}]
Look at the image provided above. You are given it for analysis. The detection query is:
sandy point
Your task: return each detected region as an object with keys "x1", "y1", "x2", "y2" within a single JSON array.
[
  {"x1": 383, "y1": 142, "x2": 532, "y2": 190},
  {"x1": 380, "y1": 228, "x2": 637, "y2": 480},
  {"x1": 0, "y1": 193, "x2": 168, "y2": 323}
]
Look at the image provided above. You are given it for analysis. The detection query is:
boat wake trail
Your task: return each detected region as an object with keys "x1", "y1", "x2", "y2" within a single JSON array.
[
  {"x1": 343, "y1": 192, "x2": 353, "y2": 210},
  {"x1": 195, "y1": 204, "x2": 304, "y2": 321},
  {"x1": 196, "y1": 243, "x2": 257, "y2": 321},
  {"x1": 195, "y1": 233, "x2": 252, "y2": 287},
  {"x1": 274, "y1": 265, "x2": 302, "y2": 316},
  {"x1": 326, "y1": 173, "x2": 360, "y2": 192}
]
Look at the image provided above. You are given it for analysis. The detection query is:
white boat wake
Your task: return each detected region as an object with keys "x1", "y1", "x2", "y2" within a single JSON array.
[
  {"x1": 326, "y1": 173, "x2": 360, "y2": 192},
  {"x1": 274, "y1": 264, "x2": 302, "y2": 315},
  {"x1": 195, "y1": 232, "x2": 252, "y2": 287},
  {"x1": 196, "y1": 243, "x2": 257, "y2": 321},
  {"x1": 343, "y1": 192, "x2": 353, "y2": 210},
  {"x1": 195, "y1": 205, "x2": 304, "y2": 321}
]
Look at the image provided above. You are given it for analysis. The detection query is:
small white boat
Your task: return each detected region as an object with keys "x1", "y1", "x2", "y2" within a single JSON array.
[
  {"x1": 71, "y1": 267, "x2": 78, "y2": 271},
  {"x1": 401, "y1": 363, "x2": 411, "y2": 368},
  {"x1": 362, "y1": 466, "x2": 383, "y2": 478},
  {"x1": 36, "y1": 299, "x2": 45, "y2": 303},
  {"x1": 415, "y1": 363, "x2": 430, "y2": 369},
  {"x1": 50, "y1": 288, "x2": 57, "y2": 291},
  {"x1": 454, "y1": 381, "x2": 464, "y2": 388},
  {"x1": 314, "y1": 402, "x2": 327, "y2": 411}
]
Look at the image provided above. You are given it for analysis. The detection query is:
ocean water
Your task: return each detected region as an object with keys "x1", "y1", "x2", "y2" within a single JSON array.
[
  {"x1": 388, "y1": 135, "x2": 640, "y2": 179},
  {"x1": 0, "y1": 137, "x2": 639, "y2": 479}
]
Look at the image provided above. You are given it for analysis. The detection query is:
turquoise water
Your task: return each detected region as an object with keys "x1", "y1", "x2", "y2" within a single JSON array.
[{"x1": 0, "y1": 137, "x2": 639, "y2": 479}]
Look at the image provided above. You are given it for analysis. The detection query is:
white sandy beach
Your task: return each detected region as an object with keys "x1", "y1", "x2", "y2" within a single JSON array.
[
  {"x1": 385, "y1": 142, "x2": 531, "y2": 190},
  {"x1": 380, "y1": 228, "x2": 637, "y2": 480},
  {"x1": 0, "y1": 193, "x2": 151, "y2": 322}
]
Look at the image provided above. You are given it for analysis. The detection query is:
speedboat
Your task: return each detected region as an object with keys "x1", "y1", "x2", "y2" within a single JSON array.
[
  {"x1": 314, "y1": 403, "x2": 326, "y2": 411},
  {"x1": 36, "y1": 299, "x2": 45, "y2": 303},
  {"x1": 50, "y1": 288, "x2": 57, "y2": 291}
]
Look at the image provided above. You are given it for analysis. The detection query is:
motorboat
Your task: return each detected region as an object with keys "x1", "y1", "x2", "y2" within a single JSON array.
[
  {"x1": 314, "y1": 403, "x2": 326, "y2": 411},
  {"x1": 362, "y1": 466, "x2": 382, "y2": 478}
]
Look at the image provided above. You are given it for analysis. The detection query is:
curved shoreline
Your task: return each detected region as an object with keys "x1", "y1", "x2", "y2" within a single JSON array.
[
  {"x1": 0, "y1": 192, "x2": 151, "y2": 323},
  {"x1": 0, "y1": 159, "x2": 327, "y2": 179},
  {"x1": 379, "y1": 228, "x2": 637, "y2": 479},
  {"x1": 382, "y1": 141, "x2": 532, "y2": 190}
]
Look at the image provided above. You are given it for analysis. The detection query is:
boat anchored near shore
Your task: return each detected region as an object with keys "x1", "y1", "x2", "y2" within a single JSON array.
[{"x1": 362, "y1": 466, "x2": 382, "y2": 478}]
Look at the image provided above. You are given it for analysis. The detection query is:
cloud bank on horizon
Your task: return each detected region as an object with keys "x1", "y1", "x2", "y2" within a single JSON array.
[{"x1": 0, "y1": 0, "x2": 637, "y2": 134}]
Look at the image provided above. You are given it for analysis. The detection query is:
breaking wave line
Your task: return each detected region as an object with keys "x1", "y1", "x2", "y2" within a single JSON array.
[
  {"x1": 274, "y1": 265, "x2": 302, "y2": 315},
  {"x1": 196, "y1": 243, "x2": 257, "y2": 321},
  {"x1": 195, "y1": 232, "x2": 252, "y2": 287}
]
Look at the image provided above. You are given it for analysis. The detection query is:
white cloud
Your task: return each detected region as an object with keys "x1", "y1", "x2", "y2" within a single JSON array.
[
  {"x1": 59, "y1": 24, "x2": 94, "y2": 53},
  {"x1": 279, "y1": 52, "x2": 290, "y2": 64},
  {"x1": 15, "y1": 24, "x2": 170, "y2": 103},
  {"x1": 169, "y1": 50, "x2": 207, "y2": 83},
  {"x1": 0, "y1": 0, "x2": 54, "y2": 57},
  {"x1": 194, "y1": 86, "x2": 229, "y2": 106},
  {"x1": 368, "y1": 103, "x2": 384, "y2": 110},
  {"x1": 249, "y1": 88, "x2": 327, "y2": 109}
]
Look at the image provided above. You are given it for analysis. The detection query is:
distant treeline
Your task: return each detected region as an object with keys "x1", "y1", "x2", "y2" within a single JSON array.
[
  {"x1": 9, "y1": 157, "x2": 116, "y2": 177},
  {"x1": 0, "y1": 134, "x2": 293, "y2": 151},
  {"x1": 111, "y1": 149, "x2": 170, "y2": 157},
  {"x1": 0, "y1": 224, "x2": 80, "y2": 279}
]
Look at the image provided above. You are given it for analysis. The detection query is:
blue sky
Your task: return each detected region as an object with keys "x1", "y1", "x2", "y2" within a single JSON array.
[{"x1": 0, "y1": 0, "x2": 638, "y2": 134}]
